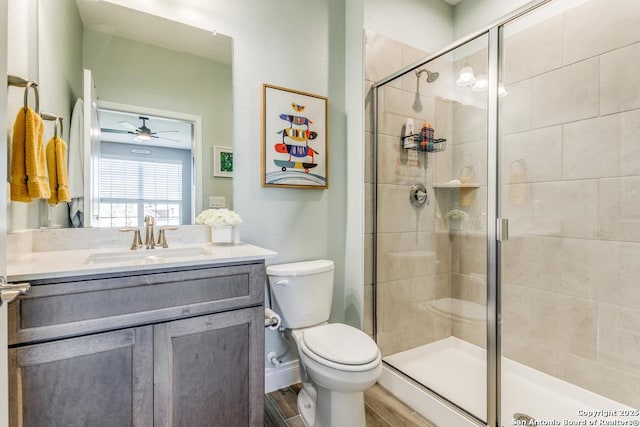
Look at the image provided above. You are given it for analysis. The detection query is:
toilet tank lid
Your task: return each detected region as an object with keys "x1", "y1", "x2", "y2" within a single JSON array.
[{"x1": 266, "y1": 259, "x2": 334, "y2": 276}]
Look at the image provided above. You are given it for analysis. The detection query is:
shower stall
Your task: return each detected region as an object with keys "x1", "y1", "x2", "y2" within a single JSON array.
[{"x1": 370, "y1": 0, "x2": 640, "y2": 426}]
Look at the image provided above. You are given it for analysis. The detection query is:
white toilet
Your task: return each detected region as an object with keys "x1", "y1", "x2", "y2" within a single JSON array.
[{"x1": 267, "y1": 260, "x2": 382, "y2": 427}]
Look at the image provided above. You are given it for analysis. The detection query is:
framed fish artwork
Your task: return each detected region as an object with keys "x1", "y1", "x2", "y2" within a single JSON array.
[{"x1": 261, "y1": 84, "x2": 328, "y2": 189}]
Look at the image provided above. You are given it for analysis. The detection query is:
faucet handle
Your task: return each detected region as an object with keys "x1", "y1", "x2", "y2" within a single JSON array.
[
  {"x1": 119, "y1": 228, "x2": 143, "y2": 250},
  {"x1": 156, "y1": 226, "x2": 178, "y2": 248}
]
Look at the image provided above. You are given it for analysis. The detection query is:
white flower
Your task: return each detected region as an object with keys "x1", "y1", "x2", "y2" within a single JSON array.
[
  {"x1": 195, "y1": 208, "x2": 243, "y2": 226},
  {"x1": 444, "y1": 209, "x2": 468, "y2": 220}
]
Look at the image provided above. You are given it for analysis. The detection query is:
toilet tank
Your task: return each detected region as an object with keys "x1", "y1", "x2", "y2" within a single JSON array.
[{"x1": 267, "y1": 260, "x2": 334, "y2": 329}]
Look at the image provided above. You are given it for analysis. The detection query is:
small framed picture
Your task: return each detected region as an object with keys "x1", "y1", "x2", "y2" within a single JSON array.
[
  {"x1": 261, "y1": 84, "x2": 328, "y2": 189},
  {"x1": 213, "y1": 146, "x2": 233, "y2": 178}
]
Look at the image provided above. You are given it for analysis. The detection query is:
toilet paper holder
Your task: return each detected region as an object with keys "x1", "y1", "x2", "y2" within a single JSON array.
[{"x1": 264, "y1": 308, "x2": 281, "y2": 329}]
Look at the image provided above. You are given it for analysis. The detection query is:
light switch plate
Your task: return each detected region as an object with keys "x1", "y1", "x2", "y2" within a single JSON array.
[{"x1": 209, "y1": 196, "x2": 226, "y2": 208}]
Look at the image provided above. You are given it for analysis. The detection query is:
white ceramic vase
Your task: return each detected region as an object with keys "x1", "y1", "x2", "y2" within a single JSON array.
[{"x1": 210, "y1": 224, "x2": 239, "y2": 245}]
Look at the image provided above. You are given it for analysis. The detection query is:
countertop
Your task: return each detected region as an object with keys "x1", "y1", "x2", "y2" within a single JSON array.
[{"x1": 8, "y1": 242, "x2": 277, "y2": 282}]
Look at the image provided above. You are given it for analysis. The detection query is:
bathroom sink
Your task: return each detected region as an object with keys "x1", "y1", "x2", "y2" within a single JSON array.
[{"x1": 84, "y1": 246, "x2": 211, "y2": 264}]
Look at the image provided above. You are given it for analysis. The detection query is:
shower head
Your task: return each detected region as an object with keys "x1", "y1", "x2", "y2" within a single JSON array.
[{"x1": 416, "y1": 68, "x2": 439, "y2": 83}]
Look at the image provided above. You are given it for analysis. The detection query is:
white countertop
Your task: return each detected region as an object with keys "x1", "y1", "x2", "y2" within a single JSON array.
[{"x1": 8, "y1": 242, "x2": 277, "y2": 282}]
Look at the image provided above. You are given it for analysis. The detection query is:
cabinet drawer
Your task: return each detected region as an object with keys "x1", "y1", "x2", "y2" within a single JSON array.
[{"x1": 9, "y1": 262, "x2": 265, "y2": 345}]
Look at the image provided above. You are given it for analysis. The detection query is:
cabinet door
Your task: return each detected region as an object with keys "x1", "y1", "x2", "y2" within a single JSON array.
[
  {"x1": 154, "y1": 306, "x2": 264, "y2": 427},
  {"x1": 9, "y1": 326, "x2": 153, "y2": 427}
]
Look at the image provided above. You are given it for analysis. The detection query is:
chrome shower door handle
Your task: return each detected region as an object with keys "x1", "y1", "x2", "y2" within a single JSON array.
[{"x1": 0, "y1": 276, "x2": 31, "y2": 305}]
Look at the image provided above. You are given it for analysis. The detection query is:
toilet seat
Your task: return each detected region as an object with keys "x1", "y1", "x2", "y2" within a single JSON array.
[{"x1": 298, "y1": 323, "x2": 381, "y2": 372}]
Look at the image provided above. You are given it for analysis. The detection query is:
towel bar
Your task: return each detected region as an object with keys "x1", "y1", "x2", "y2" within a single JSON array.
[
  {"x1": 41, "y1": 113, "x2": 64, "y2": 138},
  {"x1": 7, "y1": 74, "x2": 40, "y2": 114}
]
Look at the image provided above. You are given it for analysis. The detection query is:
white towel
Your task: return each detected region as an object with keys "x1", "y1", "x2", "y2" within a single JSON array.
[{"x1": 67, "y1": 98, "x2": 84, "y2": 226}]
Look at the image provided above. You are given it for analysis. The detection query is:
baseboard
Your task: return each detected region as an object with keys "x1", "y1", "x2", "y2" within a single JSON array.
[{"x1": 264, "y1": 360, "x2": 300, "y2": 393}]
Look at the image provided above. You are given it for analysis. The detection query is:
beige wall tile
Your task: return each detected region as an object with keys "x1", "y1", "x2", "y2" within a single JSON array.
[
  {"x1": 598, "y1": 303, "x2": 640, "y2": 377},
  {"x1": 530, "y1": 180, "x2": 599, "y2": 239},
  {"x1": 599, "y1": 177, "x2": 640, "y2": 242},
  {"x1": 563, "y1": 0, "x2": 640, "y2": 66},
  {"x1": 364, "y1": 233, "x2": 373, "y2": 286},
  {"x1": 562, "y1": 115, "x2": 620, "y2": 180},
  {"x1": 377, "y1": 134, "x2": 429, "y2": 186},
  {"x1": 365, "y1": 30, "x2": 403, "y2": 86},
  {"x1": 531, "y1": 58, "x2": 599, "y2": 129},
  {"x1": 380, "y1": 85, "x2": 437, "y2": 137},
  {"x1": 377, "y1": 184, "x2": 435, "y2": 233},
  {"x1": 451, "y1": 272, "x2": 485, "y2": 306},
  {"x1": 502, "y1": 126, "x2": 562, "y2": 183},
  {"x1": 502, "y1": 284, "x2": 597, "y2": 361},
  {"x1": 452, "y1": 102, "x2": 487, "y2": 145},
  {"x1": 451, "y1": 140, "x2": 487, "y2": 195},
  {"x1": 502, "y1": 13, "x2": 563, "y2": 85},
  {"x1": 601, "y1": 42, "x2": 640, "y2": 115},
  {"x1": 502, "y1": 331, "x2": 563, "y2": 379},
  {"x1": 365, "y1": 182, "x2": 373, "y2": 234},
  {"x1": 378, "y1": 331, "x2": 403, "y2": 357},
  {"x1": 562, "y1": 238, "x2": 640, "y2": 310},
  {"x1": 455, "y1": 233, "x2": 486, "y2": 277},
  {"x1": 502, "y1": 236, "x2": 561, "y2": 293},
  {"x1": 620, "y1": 109, "x2": 640, "y2": 176},
  {"x1": 561, "y1": 353, "x2": 640, "y2": 409},
  {"x1": 500, "y1": 79, "x2": 531, "y2": 136},
  {"x1": 365, "y1": 131, "x2": 373, "y2": 184},
  {"x1": 364, "y1": 284, "x2": 374, "y2": 336},
  {"x1": 376, "y1": 231, "x2": 435, "y2": 282},
  {"x1": 452, "y1": 319, "x2": 485, "y2": 348}
]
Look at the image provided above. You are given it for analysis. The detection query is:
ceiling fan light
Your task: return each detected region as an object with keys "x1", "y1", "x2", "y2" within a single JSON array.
[
  {"x1": 456, "y1": 66, "x2": 476, "y2": 87},
  {"x1": 135, "y1": 134, "x2": 151, "y2": 141}
]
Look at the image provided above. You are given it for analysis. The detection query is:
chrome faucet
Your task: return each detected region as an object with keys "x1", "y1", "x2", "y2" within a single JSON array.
[{"x1": 144, "y1": 215, "x2": 156, "y2": 249}]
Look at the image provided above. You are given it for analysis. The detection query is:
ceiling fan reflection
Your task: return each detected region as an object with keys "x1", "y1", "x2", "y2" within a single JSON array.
[{"x1": 101, "y1": 116, "x2": 180, "y2": 142}]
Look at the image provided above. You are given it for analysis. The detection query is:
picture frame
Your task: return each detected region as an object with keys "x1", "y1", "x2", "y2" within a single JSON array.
[
  {"x1": 213, "y1": 145, "x2": 233, "y2": 178},
  {"x1": 261, "y1": 84, "x2": 328, "y2": 189}
]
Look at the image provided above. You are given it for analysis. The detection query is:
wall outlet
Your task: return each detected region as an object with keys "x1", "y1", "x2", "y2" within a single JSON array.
[{"x1": 209, "y1": 196, "x2": 226, "y2": 208}]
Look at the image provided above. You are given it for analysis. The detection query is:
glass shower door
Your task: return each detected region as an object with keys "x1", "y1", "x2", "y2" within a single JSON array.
[
  {"x1": 499, "y1": 0, "x2": 640, "y2": 424},
  {"x1": 374, "y1": 33, "x2": 490, "y2": 422}
]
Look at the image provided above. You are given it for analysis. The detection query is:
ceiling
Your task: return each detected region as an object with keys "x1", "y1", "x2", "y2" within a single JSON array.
[
  {"x1": 99, "y1": 109, "x2": 193, "y2": 150},
  {"x1": 75, "y1": 0, "x2": 232, "y2": 64},
  {"x1": 442, "y1": 0, "x2": 463, "y2": 5}
]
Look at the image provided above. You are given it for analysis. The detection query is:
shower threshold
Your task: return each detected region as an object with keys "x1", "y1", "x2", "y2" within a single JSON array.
[{"x1": 380, "y1": 337, "x2": 635, "y2": 427}]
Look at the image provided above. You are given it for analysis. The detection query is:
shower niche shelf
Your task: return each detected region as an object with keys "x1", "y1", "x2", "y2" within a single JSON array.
[{"x1": 432, "y1": 183, "x2": 480, "y2": 189}]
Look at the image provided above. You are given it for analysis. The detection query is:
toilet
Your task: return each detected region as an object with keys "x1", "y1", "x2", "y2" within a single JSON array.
[{"x1": 267, "y1": 260, "x2": 382, "y2": 427}]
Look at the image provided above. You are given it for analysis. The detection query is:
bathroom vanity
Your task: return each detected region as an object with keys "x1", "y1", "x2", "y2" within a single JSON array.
[{"x1": 6, "y1": 242, "x2": 274, "y2": 426}]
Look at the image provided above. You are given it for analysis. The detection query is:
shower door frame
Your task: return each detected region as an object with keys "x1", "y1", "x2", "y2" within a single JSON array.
[{"x1": 370, "y1": 1, "x2": 553, "y2": 426}]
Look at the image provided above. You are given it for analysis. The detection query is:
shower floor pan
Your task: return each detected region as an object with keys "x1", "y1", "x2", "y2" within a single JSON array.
[{"x1": 381, "y1": 337, "x2": 635, "y2": 427}]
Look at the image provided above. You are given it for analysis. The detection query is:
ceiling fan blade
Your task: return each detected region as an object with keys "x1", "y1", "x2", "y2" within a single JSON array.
[
  {"x1": 101, "y1": 128, "x2": 136, "y2": 135},
  {"x1": 156, "y1": 136, "x2": 182, "y2": 143},
  {"x1": 152, "y1": 130, "x2": 180, "y2": 134},
  {"x1": 118, "y1": 121, "x2": 141, "y2": 132}
]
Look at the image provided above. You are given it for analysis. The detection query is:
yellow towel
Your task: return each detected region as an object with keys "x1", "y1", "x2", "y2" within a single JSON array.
[
  {"x1": 46, "y1": 136, "x2": 71, "y2": 204},
  {"x1": 10, "y1": 108, "x2": 30, "y2": 202},
  {"x1": 10, "y1": 107, "x2": 50, "y2": 201}
]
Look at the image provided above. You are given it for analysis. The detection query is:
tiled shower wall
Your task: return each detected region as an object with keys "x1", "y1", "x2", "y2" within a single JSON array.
[
  {"x1": 364, "y1": 30, "x2": 457, "y2": 354},
  {"x1": 365, "y1": 0, "x2": 640, "y2": 409},
  {"x1": 498, "y1": 0, "x2": 640, "y2": 408}
]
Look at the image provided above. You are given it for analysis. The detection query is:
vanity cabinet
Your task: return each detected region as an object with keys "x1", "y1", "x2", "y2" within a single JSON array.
[{"x1": 8, "y1": 261, "x2": 265, "y2": 427}]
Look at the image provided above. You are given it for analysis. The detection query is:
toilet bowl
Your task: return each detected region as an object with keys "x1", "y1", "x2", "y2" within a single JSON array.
[{"x1": 267, "y1": 260, "x2": 382, "y2": 427}]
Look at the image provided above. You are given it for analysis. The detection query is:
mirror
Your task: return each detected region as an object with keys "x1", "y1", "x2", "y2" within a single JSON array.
[{"x1": 35, "y1": 0, "x2": 233, "y2": 228}]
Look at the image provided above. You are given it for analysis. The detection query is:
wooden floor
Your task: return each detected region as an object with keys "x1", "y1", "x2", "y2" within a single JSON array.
[{"x1": 265, "y1": 383, "x2": 439, "y2": 427}]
